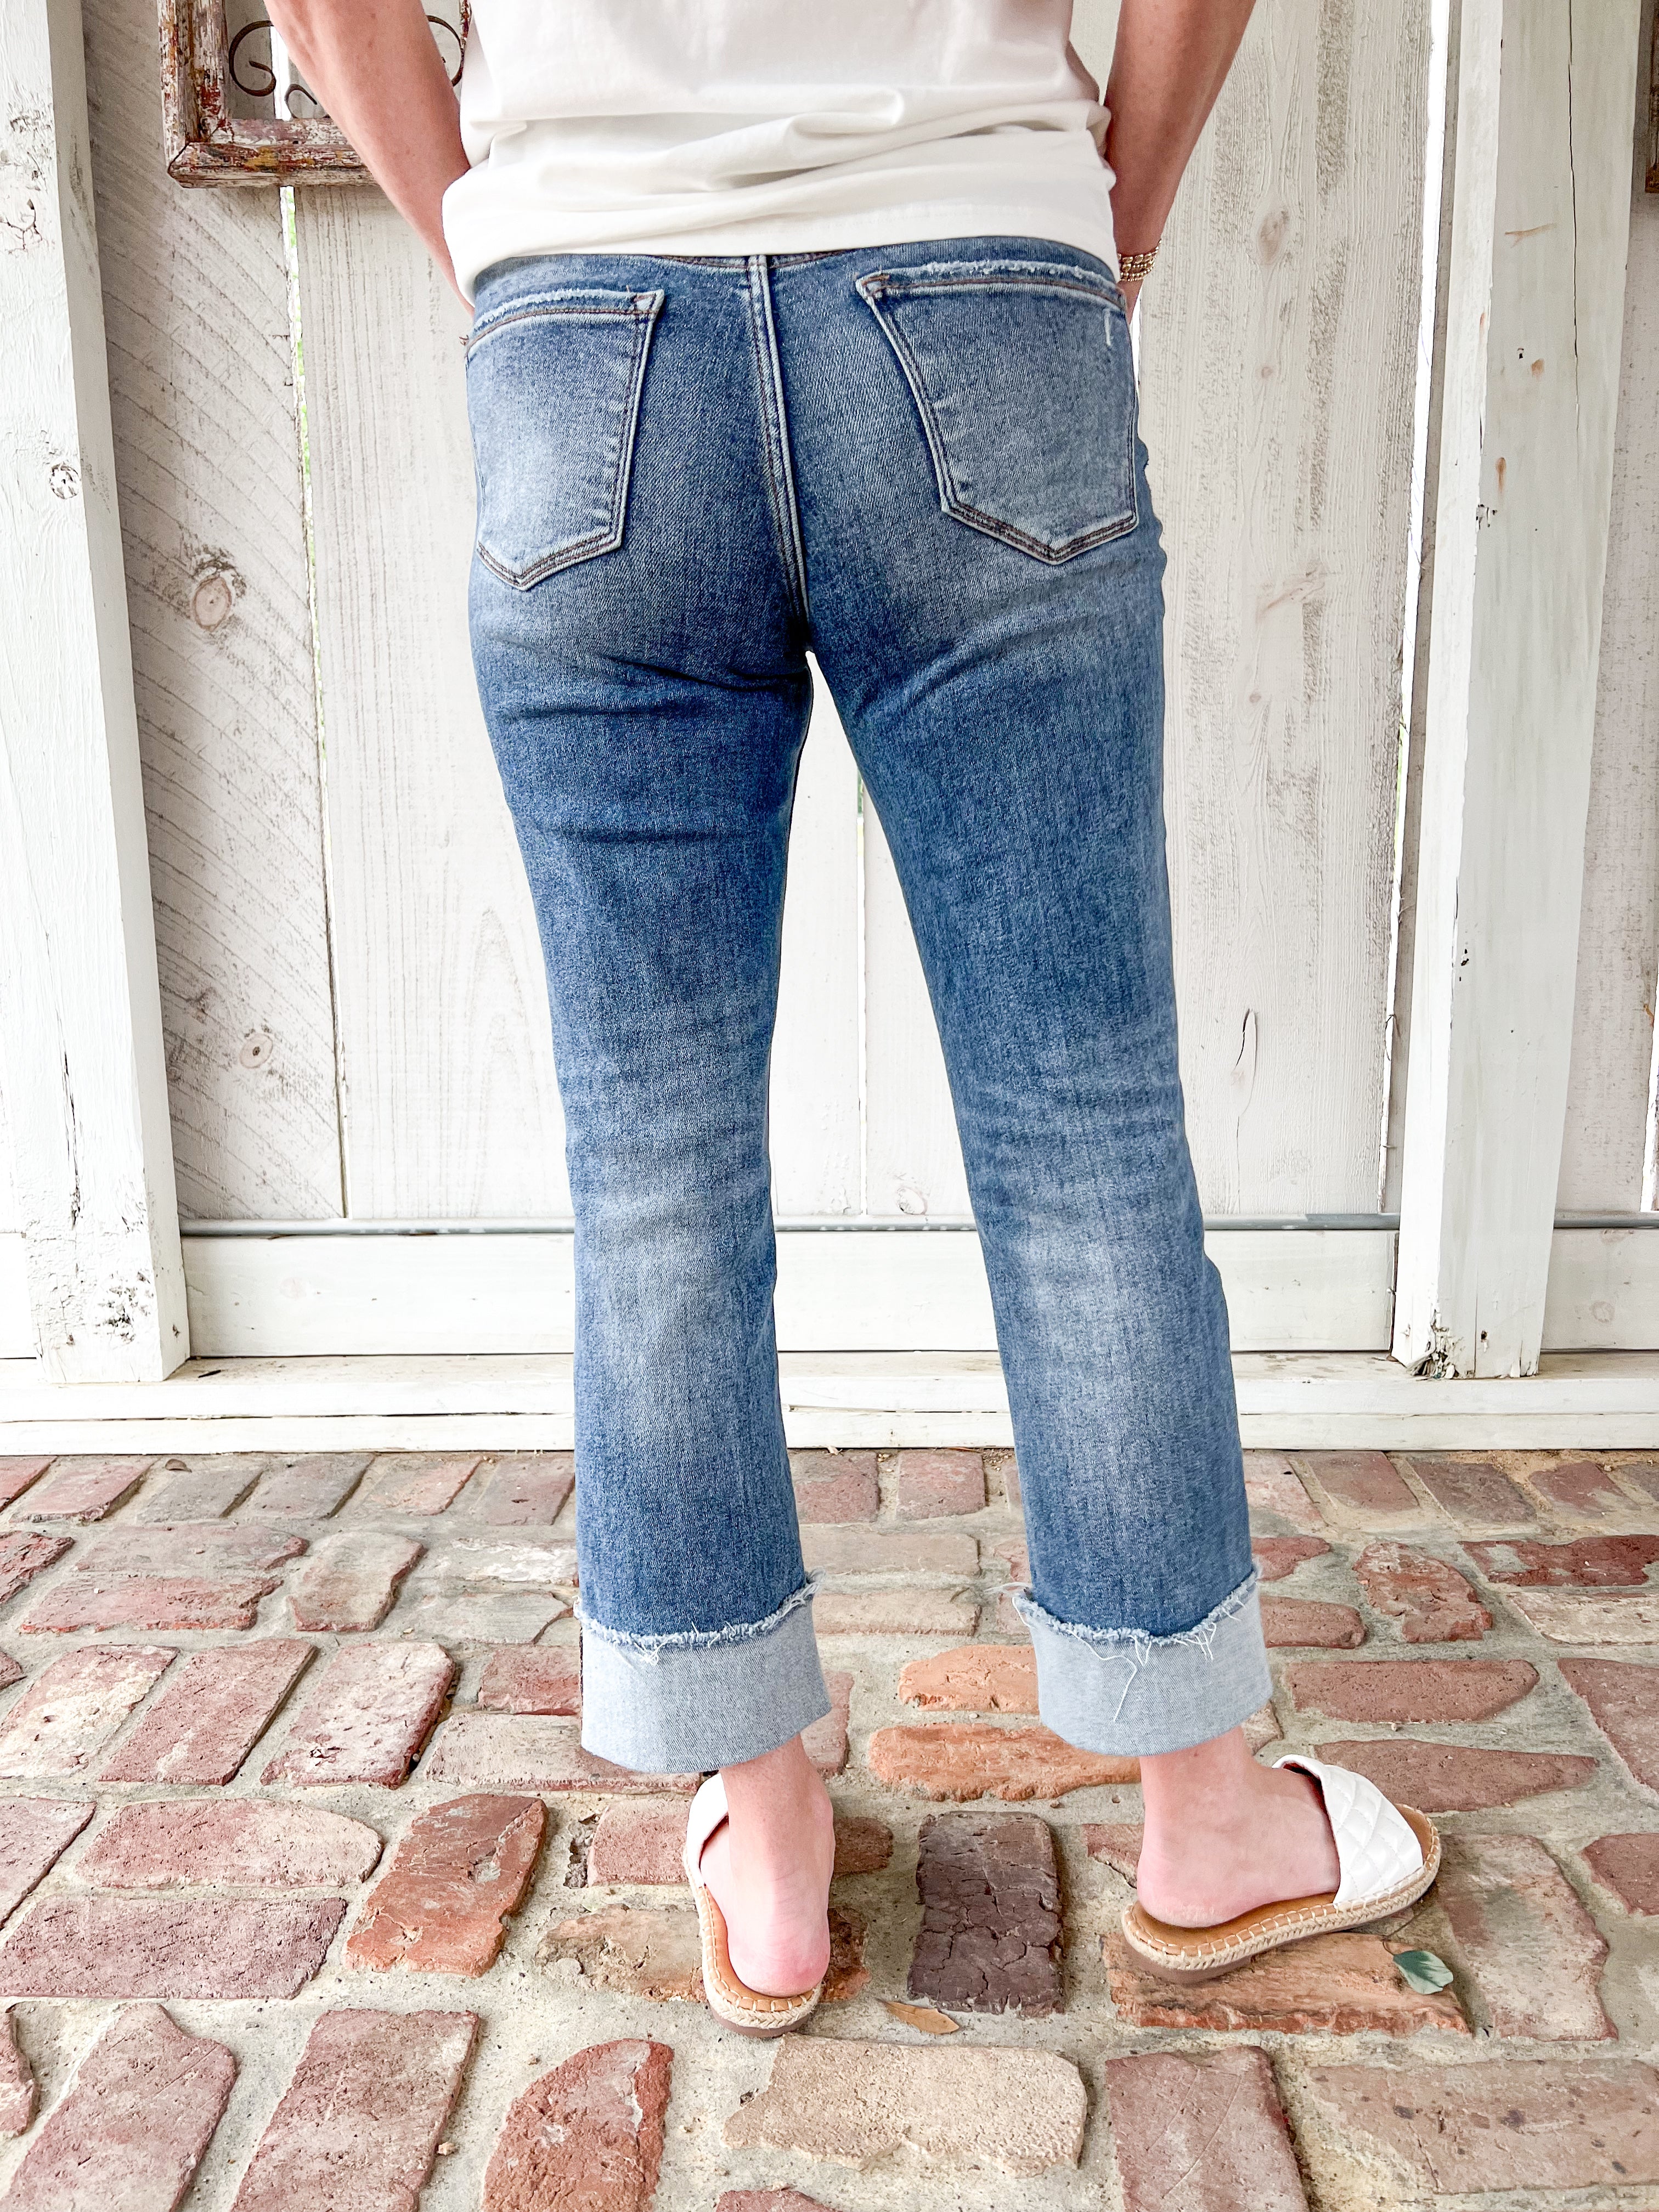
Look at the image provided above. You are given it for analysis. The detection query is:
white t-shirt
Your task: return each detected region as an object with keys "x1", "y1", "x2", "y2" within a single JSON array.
[{"x1": 441, "y1": 2, "x2": 1118, "y2": 305}]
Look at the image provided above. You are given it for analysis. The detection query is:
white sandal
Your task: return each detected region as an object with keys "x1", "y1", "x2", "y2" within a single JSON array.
[
  {"x1": 682, "y1": 1773, "x2": 826, "y2": 2036},
  {"x1": 1118, "y1": 1751, "x2": 1441, "y2": 1984}
]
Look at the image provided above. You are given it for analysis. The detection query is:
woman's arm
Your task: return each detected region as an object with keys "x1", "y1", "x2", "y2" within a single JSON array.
[
  {"x1": 1103, "y1": 0, "x2": 1259, "y2": 313},
  {"x1": 264, "y1": 0, "x2": 471, "y2": 312}
]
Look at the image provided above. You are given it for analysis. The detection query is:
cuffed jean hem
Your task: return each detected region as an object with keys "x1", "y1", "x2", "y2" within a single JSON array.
[
  {"x1": 577, "y1": 1578, "x2": 833, "y2": 1774},
  {"x1": 1009, "y1": 1570, "x2": 1273, "y2": 1757}
]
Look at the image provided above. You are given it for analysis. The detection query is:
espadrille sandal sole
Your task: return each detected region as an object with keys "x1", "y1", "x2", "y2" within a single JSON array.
[
  {"x1": 1120, "y1": 1802, "x2": 1441, "y2": 1985},
  {"x1": 689, "y1": 1877, "x2": 824, "y2": 2036},
  {"x1": 682, "y1": 1773, "x2": 825, "y2": 2036}
]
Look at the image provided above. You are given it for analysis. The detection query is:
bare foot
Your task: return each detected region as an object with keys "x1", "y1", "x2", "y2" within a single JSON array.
[
  {"x1": 697, "y1": 1734, "x2": 834, "y2": 1995},
  {"x1": 1135, "y1": 1727, "x2": 1340, "y2": 1927}
]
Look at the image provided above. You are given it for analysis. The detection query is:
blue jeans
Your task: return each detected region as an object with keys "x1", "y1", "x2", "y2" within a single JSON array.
[{"x1": 464, "y1": 236, "x2": 1269, "y2": 1771}]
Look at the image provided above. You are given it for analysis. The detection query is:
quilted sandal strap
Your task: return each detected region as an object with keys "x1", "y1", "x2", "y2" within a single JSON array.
[
  {"x1": 682, "y1": 1773, "x2": 729, "y2": 1888},
  {"x1": 1272, "y1": 1752, "x2": 1425, "y2": 1909}
]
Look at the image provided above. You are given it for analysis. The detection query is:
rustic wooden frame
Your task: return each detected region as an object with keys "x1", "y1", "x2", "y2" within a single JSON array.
[{"x1": 159, "y1": 0, "x2": 369, "y2": 183}]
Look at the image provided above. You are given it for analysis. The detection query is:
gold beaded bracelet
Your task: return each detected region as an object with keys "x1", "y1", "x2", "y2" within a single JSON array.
[{"x1": 1118, "y1": 245, "x2": 1159, "y2": 287}]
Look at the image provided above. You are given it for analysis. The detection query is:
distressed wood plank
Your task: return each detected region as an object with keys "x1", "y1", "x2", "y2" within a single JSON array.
[
  {"x1": 770, "y1": 670, "x2": 862, "y2": 1218},
  {"x1": 1130, "y1": 0, "x2": 1431, "y2": 1213},
  {"x1": 80, "y1": 0, "x2": 343, "y2": 1221},
  {"x1": 0, "y1": 0, "x2": 187, "y2": 1377},
  {"x1": 294, "y1": 189, "x2": 570, "y2": 1217},
  {"x1": 1396, "y1": 0, "x2": 1643, "y2": 1373},
  {"x1": 1557, "y1": 17, "x2": 1659, "y2": 1212},
  {"x1": 864, "y1": 799, "x2": 972, "y2": 1223}
]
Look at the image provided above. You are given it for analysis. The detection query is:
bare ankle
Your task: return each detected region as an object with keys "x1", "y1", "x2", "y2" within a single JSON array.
[{"x1": 1133, "y1": 1728, "x2": 1339, "y2": 1927}]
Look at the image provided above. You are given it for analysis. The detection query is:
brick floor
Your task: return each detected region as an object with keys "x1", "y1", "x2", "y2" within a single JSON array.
[{"x1": 0, "y1": 1444, "x2": 1650, "y2": 2209}]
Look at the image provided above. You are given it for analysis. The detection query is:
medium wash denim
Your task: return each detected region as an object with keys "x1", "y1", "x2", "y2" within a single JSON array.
[{"x1": 463, "y1": 236, "x2": 1270, "y2": 1771}]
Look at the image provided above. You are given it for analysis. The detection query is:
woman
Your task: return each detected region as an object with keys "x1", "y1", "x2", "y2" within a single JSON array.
[{"x1": 270, "y1": 0, "x2": 1438, "y2": 2030}]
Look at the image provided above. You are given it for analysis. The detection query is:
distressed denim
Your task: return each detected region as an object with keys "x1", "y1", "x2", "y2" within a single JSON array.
[{"x1": 464, "y1": 236, "x2": 1271, "y2": 1771}]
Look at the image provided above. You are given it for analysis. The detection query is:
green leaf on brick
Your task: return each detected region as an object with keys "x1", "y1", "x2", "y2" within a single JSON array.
[{"x1": 1392, "y1": 1948, "x2": 1453, "y2": 1994}]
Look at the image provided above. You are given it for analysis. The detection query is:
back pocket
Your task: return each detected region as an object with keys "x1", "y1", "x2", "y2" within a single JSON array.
[
  {"x1": 856, "y1": 259, "x2": 1137, "y2": 563},
  {"x1": 464, "y1": 287, "x2": 664, "y2": 588}
]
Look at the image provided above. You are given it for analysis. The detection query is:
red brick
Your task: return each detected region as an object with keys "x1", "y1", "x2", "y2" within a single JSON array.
[
  {"x1": 901, "y1": 1644, "x2": 1039, "y2": 1712},
  {"x1": 420, "y1": 1711, "x2": 695, "y2": 1793},
  {"x1": 477, "y1": 1645, "x2": 582, "y2": 1714},
  {"x1": 910, "y1": 1811, "x2": 1062, "y2": 2016},
  {"x1": 1314, "y1": 1739, "x2": 1597, "y2": 1810},
  {"x1": 483, "y1": 2039, "x2": 670, "y2": 2212},
  {"x1": 0, "y1": 1531, "x2": 71, "y2": 1605},
  {"x1": 1001, "y1": 1455, "x2": 1023, "y2": 1508},
  {"x1": 1103, "y1": 1928, "x2": 1467, "y2": 2035},
  {"x1": 802, "y1": 1668, "x2": 851, "y2": 1775},
  {"x1": 802, "y1": 1526, "x2": 978, "y2": 1574},
  {"x1": 133, "y1": 1456, "x2": 264, "y2": 1521},
  {"x1": 1436, "y1": 1832, "x2": 1612, "y2": 2040},
  {"x1": 74, "y1": 1525, "x2": 306, "y2": 1577},
  {"x1": 1528, "y1": 1457, "x2": 1631, "y2": 1519},
  {"x1": 1560, "y1": 1658, "x2": 1659, "y2": 1792},
  {"x1": 1103, "y1": 2047, "x2": 1307, "y2": 2212},
  {"x1": 722, "y1": 2039, "x2": 1086, "y2": 2176},
  {"x1": 469, "y1": 1452, "x2": 575, "y2": 1525},
  {"x1": 0, "y1": 2008, "x2": 31, "y2": 2136},
  {"x1": 869, "y1": 1722, "x2": 1136, "y2": 1801},
  {"x1": 12, "y1": 1457, "x2": 152, "y2": 1522},
  {"x1": 233, "y1": 2008, "x2": 477, "y2": 2212},
  {"x1": 1506, "y1": 1587, "x2": 1659, "y2": 1643},
  {"x1": 2, "y1": 2002, "x2": 234, "y2": 2211},
  {"x1": 347, "y1": 1795, "x2": 544, "y2": 1974},
  {"x1": 1243, "y1": 1453, "x2": 1321, "y2": 1532},
  {"x1": 18, "y1": 1573, "x2": 280, "y2": 1634},
  {"x1": 585, "y1": 1798, "x2": 889, "y2": 1884},
  {"x1": 832, "y1": 1814, "x2": 893, "y2": 1875},
  {"x1": 546, "y1": 1900, "x2": 872, "y2": 2006},
  {"x1": 1085, "y1": 1821, "x2": 1143, "y2": 1878},
  {"x1": 0, "y1": 1646, "x2": 174, "y2": 1778},
  {"x1": 1294, "y1": 1452, "x2": 1420, "y2": 1526},
  {"x1": 814, "y1": 1590, "x2": 978, "y2": 1635},
  {"x1": 289, "y1": 1531, "x2": 423, "y2": 1631},
  {"x1": 1252, "y1": 1535, "x2": 1330, "y2": 1581},
  {"x1": 538, "y1": 1901, "x2": 703, "y2": 1997},
  {"x1": 418, "y1": 1536, "x2": 578, "y2": 1586},
  {"x1": 1352, "y1": 1540, "x2": 1491, "y2": 1641},
  {"x1": 0, "y1": 1896, "x2": 345, "y2": 1997},
  {"x1": 240, "y1": 1453, "x2": 370, "y2": 1518},
  {"x1": 1298, "y1": 2059, "x2": 1659, "y2": 2192},
  {"x1": 1403, "y1": 1454, "x2": 1533, "y2": 1525},
  {"x1": 896, "y1": 1450, "x2": 986, "y2": 1519},
  {"x1": 0, "y1": 1459, "x2": 52, "y2": 1511},
  {"x1": 0, "y1": 1654, "x2": 25, "y2": 1692},
  {"x1": 1582, "y1": 1832, "x2": 1659, "y2": 1914},
  {"x1": 101, "y1": 1640, "x2": 314, "y2": 1785},
  {"x1": 390, "y1": 1590, "x2": 569, "y2": 1645},
  {"x1": 82, "y1": 1801, "x2": 382, "y2": 1889},
  {"x1": 791, "y1": 1449, "x2": 878, "y2": 1522},
  {"x1": 1260, "y1": 1598, "x2": 1365, "y2": 1648},
  {"x1": 262, "y1": 1641, "x2": 455, "y2": 1788},
  {"x1": 1469, "y1": 1533, "x2": 1659, "y2": 1586},
  {"x1": 352, "y1": 1453, "x2": 483, "y2": 1516},
  {"x1": 0, "y1": 1799, "x2": 95, "y2": 1922},
  {"x1": 1284, "y1": 1656, "x2": 1536, "y2": 1722}
]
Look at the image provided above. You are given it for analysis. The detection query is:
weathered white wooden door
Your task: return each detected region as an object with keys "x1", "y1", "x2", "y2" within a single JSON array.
[{"x1": 5, "y1": 0, "x2": 1654, "y2": 1368}]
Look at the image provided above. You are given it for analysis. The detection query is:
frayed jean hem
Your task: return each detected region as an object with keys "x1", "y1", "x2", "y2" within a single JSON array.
[
  {"x1": 578, "y1": 1579, "x2": 831, "y2": 1773},
  {"x1": 1009, "y1": 1569, "x2": 1272, "y2": 1756}
]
